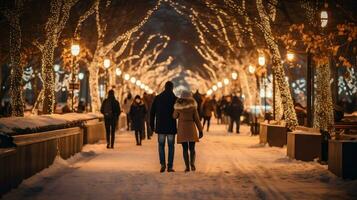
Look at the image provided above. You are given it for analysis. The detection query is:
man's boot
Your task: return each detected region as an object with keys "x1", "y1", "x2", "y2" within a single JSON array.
[
  {"x1": 160, "y1": 165, "x2": 166, "y2": 173},
  {"x1": 135, "y1": 132, "x2": 140, "y2": 145},
  {"x1": 190, "y1": 151, "x2": 196, "y2": 171},
  {"x1": 183, "y1": 151, "x2": 190, "y2": 172}
]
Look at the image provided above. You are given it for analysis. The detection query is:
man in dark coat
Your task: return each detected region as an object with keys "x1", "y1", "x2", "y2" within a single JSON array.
[
  {"x1": 193, "y1": 90, "x2": 203, "y2": 120},
  {"x1": 150, "y1": 81, "x2": 177, "y2": 173},
  {"x1": 100, "y1": 90, "x2": 121, "y2": 149},
  {"x1": 227, "y1": 96, "x2": 244, "y2": 133}
]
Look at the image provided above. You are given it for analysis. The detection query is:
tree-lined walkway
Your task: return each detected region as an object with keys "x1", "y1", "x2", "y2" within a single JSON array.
[{"x1": 3, "y1": 124, "x2": 356, "y2": 200}]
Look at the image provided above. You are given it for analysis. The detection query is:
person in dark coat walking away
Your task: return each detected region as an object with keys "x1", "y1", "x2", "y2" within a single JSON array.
[
  {"x1": 227, "y1": 96, "x2": 244, "y2": 133},
  {"x1": 193, "y1": 90, "x2": 203, "y2": 120},
  {"x1": 143, "y1": 92, "x2": 154, "y2": 140},
  {"x1": 173, "y1": 91, "x2": 203, "y2": 172},
  {"x1": 129, "y1": 95, "x2": 147, "y2": 146},
  {"x1": 201, "y1": 96, "x2": 216, "y2": 132},
  {"x1": 100, "y1": 90, "x2": 121, "y2": 148},
  {"x1": 150, "y1": 81, "x2": 178, "y2": 173}
]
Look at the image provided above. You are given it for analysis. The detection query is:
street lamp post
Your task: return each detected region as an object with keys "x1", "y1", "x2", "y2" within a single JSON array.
[
  {"x1": 258, "y1": 55, "x2": 266, "y2": 120},
  {"x1": 70, "y1": 44, "x2": 80, "y2": 112}
]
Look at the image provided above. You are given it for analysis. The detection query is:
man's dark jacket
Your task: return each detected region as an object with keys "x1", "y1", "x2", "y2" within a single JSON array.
[{"x1": 150, "y1": 90, "x2": 177, "y2": 134}]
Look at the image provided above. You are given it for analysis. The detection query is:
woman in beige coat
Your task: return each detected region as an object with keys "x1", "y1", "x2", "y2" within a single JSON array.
[{"x1": 173, "y1": 91, "x2": 203, "y2": 172}]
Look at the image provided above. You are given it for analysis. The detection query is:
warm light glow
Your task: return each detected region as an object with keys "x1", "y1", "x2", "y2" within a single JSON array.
[
  {"x1": 207, "y1": 89, "x2": 213, "y2": 96},
  {"x1": 248, "y1": 65, "x2": 256, "y2": 74},
  {"x1": 71, "y1": 44, "x2": 80, "y2": 56},
  {"x1": 130, "y1": 77, "x2": 136, "y2": 83},
  {"x1": 78, "y1": 72, "x2": 84, "y2": 80},
  {"x1": 145, "y1": 86, "x2": 149, "y2": 91},
  {"x1": 223, "y1": 78, "x2": 229, "y2": 85},
  {"x1": 258, "y1": 55, "x2": 266, "y2": 66},
  {"x1": 136, "y1": 80, "x2": 141, "y2": 86},
  {"x1": 320, "y1": 11, "x2": 328, "y2": 28},
  {"x1": 212, "y1": 85, "x2": 218, "y2": 91},
  {"x1": 217, "y1": 82, "x2": 223, "y2": 88},
  {"x1": 140, "y1": 84, "x2": 145, "y2": 89},
  {"x1": 104, "y1": 59, "x2": 111, "y2": 69},
  {"x1": 287, "y1": 52, "x2": 295, "y2": 62},
  {"x1": 124, "y1": 74, "x2": 130, "y2": 80},
  {"x1": 54, "y1": 64, "x2": 60, "y2": 72},
  {"x1": 232, "y1": 72, "x2": 238, "y2": 80},
  {"x1": 115, "y1": 68, "x2": 122, "y2": 76}
]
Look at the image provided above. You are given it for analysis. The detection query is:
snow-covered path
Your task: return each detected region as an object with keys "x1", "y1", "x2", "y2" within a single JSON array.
[{"x1": 3, "y1": 124, "x2": 357, "y2": 200}]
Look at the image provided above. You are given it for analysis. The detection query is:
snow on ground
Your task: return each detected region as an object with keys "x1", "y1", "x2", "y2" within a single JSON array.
[{"x1": 3, "y1": 123, "x2": 357, "y2": 200}]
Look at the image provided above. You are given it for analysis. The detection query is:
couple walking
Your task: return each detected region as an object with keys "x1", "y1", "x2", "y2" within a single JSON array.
[{"x1": 150, "y1": 81, "x2": 203, "y2": 173}]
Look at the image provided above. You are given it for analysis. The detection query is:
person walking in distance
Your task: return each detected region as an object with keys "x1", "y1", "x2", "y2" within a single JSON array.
[
  {"x1": 143, "y1": 92, "x2": 154, "y2": 140},
  {"x1": 100, "y1": 90, "x2": 121, "y2": 149},
  {"x1": 227, "y1": 96, "x2": 244, "y2": 134},
  {"x1": 150, "y1": 81, "x2": 178, "y2": 173},
  {"x1": 173, "y1": 91, "x2": 203, "y2": 172},
  {"x1": 129, "y1": 95, "x2": 147, "y2": 146},
  {"x1": 201, "y1": 96, "x2": 216, "y2": 132},
  {"x1": 123, "y1": 93, "x2": 133, "y2": 131}
]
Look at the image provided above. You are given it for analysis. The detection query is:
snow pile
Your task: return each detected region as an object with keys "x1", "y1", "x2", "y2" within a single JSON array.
[{"x1": 0, "y1": 113, "x2": 103, "y2": 135}]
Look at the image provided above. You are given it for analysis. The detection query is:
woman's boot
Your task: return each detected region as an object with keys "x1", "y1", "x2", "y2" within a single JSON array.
[
  {"x1": 190, "y1": 151, "x2": 196, "y2": 171},
  {"x1": 183, "y1": 151, "x2": 190, "y2": 172}
]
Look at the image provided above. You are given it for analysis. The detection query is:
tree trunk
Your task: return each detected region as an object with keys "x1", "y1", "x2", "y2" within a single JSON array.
[
  {"x1": 41, "y1": 37, "x2": 56, "y2": 114},
  {"x1": 256, "y1": 0, "x2": 298, "y2": 129},
  {"x1": 88, "y1": 56, "x2": 101, "y2": 112},
  {"x1": 9, "y1": 11, "x2": 24, "y2": 116},
  {"x1": 314, "y1": 63, "x2": 334, "y2": 131}
]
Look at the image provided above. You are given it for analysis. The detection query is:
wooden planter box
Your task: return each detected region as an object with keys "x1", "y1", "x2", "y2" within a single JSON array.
[
  {"x1": 287, "y1": 127, "x2": 321, "y2": 161},
  {"x1": 83, "y1": 119, "x2": 105, "y2": 145},
  {"x1": 328, "y1": 139, "x2": 357, "y2": 179},
  {"x1": 259, "y1": 122, "x2": 287, "y2": 147},
  {"x1": 0, "y1": 127, "x2": 83, "y2": 196}
]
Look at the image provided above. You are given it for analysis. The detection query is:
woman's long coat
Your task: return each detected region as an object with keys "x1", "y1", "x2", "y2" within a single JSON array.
[{"x1": 173, "y1": 98, "x2": 203, "y2": 143}]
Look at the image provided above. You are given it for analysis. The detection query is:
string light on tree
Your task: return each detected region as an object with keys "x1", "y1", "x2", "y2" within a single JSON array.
[
  {"x1": 248, "y1": 65, "x2": 256, "y2": 74},
  {"x1": 223, "y1": 78, "x2": 229, "y2": 85},
  {"x1": 124, "y1": 74, "x2": 130, "y2": 81},
  {"x1": 115, "y1": 68, "x2": 122, "y2": 76},
  {"x1": 232, "y1": 72, "x2": 238, "y2": 80},
  {"x1": 217, "y1": 82, "x2": 223, "y2": 88}
]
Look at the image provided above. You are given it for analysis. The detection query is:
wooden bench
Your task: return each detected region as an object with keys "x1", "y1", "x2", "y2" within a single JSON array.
[
  {"x1": 83, "y1": 119, "x2": 105, "y2": 145},
  {"x1": 287, "y1": 126, "x2": 321, "y2": 161},
  {"x1": 0, "y1": 127, "x2": 83, "y2": 196},
  {"x1": 259, "y1": 122, "x2": 287, "y2": 147},
  {"x1": 328, "y1": 139, "x2": 357, "y2": 179}
]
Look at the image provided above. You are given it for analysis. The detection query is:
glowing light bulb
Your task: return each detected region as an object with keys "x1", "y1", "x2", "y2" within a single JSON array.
[
  {"x1": 136, "y1": 80, "x2": 141, "y2": 86},
  {"x1": 212, "y1": 85, "x2": 218, "y2": 91},
  {"x1": 130, "y1": 77, "x2": 136, "y2": 83},
  {"x1": 232, "y1": 72, "x2": 238, "y2": 80},
  {"x1": 248, "y1": 65, "x2": 256, "y2": 74},
  {"x1": 217, "y1": 82, "x2": 223, "y2": 88},
  {"x1": 54, "y1": 64, "x2": 60, "y2": 72},
  {"x1": 258, "y1": 55, "x2": 265, "y2": 66},
  {"x1": 287, "y1": 52, "x2": 295, "y2": 62},
  {"x1": 207, "y1": 89, "x2": 213, "y2": 96},
  {"x1": 104, "y1": 59, "x2": 111, "y2": 69},
  {"x1": 124, "y1": 74, "x2": 130, "y2": 81},
  {"x1": 78, "y1": 72, "x2": 84, "y2": 80},
  {"x1": 115, "y1": 68, "x2": 122, "y2": 76},
  {"x1": 224, "y1": 78, "x2": 229, "y2": 85},
  {"x1": 71, "y1": 44, "x2": 80, "y2": 56}
]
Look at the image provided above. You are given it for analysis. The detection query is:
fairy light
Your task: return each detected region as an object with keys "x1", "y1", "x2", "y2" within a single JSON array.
[
  {"x1": 217, "y1": 82, "x2": 223, "y2": 88},
  {"x1": 232, "y1": 72, "x2": 238, "y2": 80},
  {"x1": 224, "y1": 78, "x2": 229, "y2": 85},
  {"x1": 130, "y1": 77, "x2": 136, "y2": 84},
  {"x1": 248, "y1": 65, "x2": 256, "y2": 74},
  {"x1": 124, "y1": 74, "x2": 130, "y2": 81},
  {"x1": 212, "y1": 85, "x2": 218, "y2": 91},
  {"x1": 116, "y1": 68, "x2": 122, "y2": 76}
]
